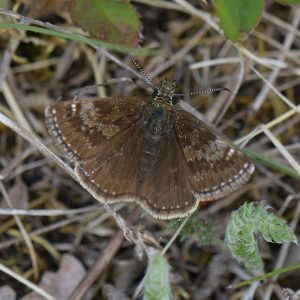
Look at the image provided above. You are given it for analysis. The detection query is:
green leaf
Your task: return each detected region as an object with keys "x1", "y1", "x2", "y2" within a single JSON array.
[
  {"x1": 0, "y1": 0, "x2": 6, "y2": 8},
  {"x1": 215, "y1": 0, "x2": 264, "y2": 41},
  {"x1": 0, "y1": 23, "x2": 154, "y2": 55},
  {"x1": 169, "y1": 215, "x2": 218, "y2": 246},
  {"x1": 144, "y1": 254, "x2": 171, "y2": 300},
  {"x1": 225, "y1": 202, "x2": 297, "y2": 270},
  {"x1": 70, "y1": 0, "x2": 141, "y2": 47},
  {"x1": 242, "y1": 148, "x2": 300, "y2": 181}
]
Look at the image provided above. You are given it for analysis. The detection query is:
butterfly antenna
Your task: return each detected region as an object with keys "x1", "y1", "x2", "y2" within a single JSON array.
[
  {"x1": 128, "y1": 53, "x2": 159, "y2": 91},
  {"x1": 174, "y1": 87, "x2": 230, "y2": 97}
]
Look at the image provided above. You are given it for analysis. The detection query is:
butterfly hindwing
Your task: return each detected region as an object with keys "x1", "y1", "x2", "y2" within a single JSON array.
[
  {"x1": 137, "y1": 131, "x2": 198, "y2": 219},
  {"x1": 174, "y1": 109, "x2": 254, "y2": 201}
]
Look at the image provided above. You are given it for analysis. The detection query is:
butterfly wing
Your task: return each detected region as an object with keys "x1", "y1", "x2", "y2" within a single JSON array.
[
  {"x1": 133, "y1": 129, "x2": 197, "y2": 219},
  {"x1": 174, "y1": 109, "x2": 254, "y2": 201},
  {"x1": 45, "y1": 97, "x2": 254, "y2": 219},
  {"x1": 74, "y1": 123, "x2": 145, "y2": 203},
  {"x1": 45, "y1": 96, "x2": 145, "y2": 162},
  {"x1": 45, "y1": 96, "x2": 146, "y2": 201}
]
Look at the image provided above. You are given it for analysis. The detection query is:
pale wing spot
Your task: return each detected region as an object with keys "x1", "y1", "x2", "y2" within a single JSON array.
[
  {"x1": 71, "y1": 103, "x2": 77, "y2": 112},
  {"x1": 226, "y1": 148, "x2": 235, "y2": 160},
  {"x1": 80, "y1": 102, "x2": 95, "y2": 113},
  {"x1": 100, "y1": 124, "x2": 120, "y2": 139},
  {"x1": 183, "y1": 145, "x2": 196, "y2": 162}
]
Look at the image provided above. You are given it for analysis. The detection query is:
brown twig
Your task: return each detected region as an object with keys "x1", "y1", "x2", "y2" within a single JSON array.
[{"x1": 68, "y1": 207, "x2": 143, "y2": 300}]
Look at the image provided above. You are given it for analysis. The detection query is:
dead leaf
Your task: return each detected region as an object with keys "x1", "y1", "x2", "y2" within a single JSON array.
[
  {"x1": 0, "y1": 181, "x2": 28, "y2": 210},
  {"x1": 0, "y1": 286, "x2": 16, "y2": 300},
  {"x1": 21, "y1": 254, "x2": 86, "y2": 300}
]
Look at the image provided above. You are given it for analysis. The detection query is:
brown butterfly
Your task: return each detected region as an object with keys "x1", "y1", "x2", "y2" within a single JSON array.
[{"x1": 45, "y1": 79, "x2": 254, "y2": 219}]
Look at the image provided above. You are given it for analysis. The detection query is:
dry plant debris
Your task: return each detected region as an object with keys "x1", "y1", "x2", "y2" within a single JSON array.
[{"x1": 0, "y1": 0, "x2": 300, "y2": 299}]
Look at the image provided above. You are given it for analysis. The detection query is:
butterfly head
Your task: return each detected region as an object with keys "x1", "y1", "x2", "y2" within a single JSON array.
[{"x1": 153, "y1": 79, "x2": 177, "y2": 104}]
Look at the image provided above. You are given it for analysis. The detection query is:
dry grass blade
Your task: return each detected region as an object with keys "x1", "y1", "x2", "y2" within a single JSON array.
[{"x1": 0, "y1": 2, "x2": 299, "y2": 299}]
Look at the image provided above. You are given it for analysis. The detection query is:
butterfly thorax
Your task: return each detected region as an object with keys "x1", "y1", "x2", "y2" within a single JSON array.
[{"x1": 142, "y1": 80, "x2": 176, "y2": 142}]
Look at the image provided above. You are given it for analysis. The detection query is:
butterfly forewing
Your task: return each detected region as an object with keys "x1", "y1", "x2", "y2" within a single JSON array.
[
  {"x1": 45, "y1": 96, "x2": 146, "y2": 162},
  {"x1": 174, "y1": 109, "x2": 254, "y2": 201}
]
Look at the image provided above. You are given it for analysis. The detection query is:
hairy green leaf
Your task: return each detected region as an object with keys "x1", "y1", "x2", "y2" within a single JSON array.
[
  {"x1": 169, "y1": 215, "x2": 218, "y2": 246},
  {"x1": 144, "y1": 254, "x2": 171, "y2": 300},
  {"x1": 225, "y1": 202, "x2": 297, "y2": 270}
]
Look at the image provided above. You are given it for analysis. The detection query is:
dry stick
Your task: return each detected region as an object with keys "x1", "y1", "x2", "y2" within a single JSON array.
[
  {"x1": 0, "y1": 39, "x2": 18, "y2": 90},
  {"x1": 248, "y1": 115, "x2": 300, "y2": 151},
  {"x1": 252, "y1": 9, "x2": 300, "y2": 111},
  {"x1": 262, "y1": 11, "x2": 300, "y2": 40},
  {"x1": 0, "y1": 111, "x2": 75, "y2": 180},
  {"x1": 251, "y1": 31, "x2": 300, "y2": 66},
  {"x1": 68, "y1": 208, "x2": 142, "y2": 300},
  {"x1": 0, "y1": 204, "x2": 101, "y2": 217},
  {"x1": 173, "y1": 0, "x2": 220, "y2": 32},
  {"x1": 0, "y1": 210, "x2": 101, "y2": 250},
  {"x1": 147, "y1": 26, "x2": 209, "y2": 79},
  {"x1": 0, "y1": 263, "x2": 55, "y2": 300},
  {"x1": 0, "y1": 182, "x2": 39, "y2": 280},
  {"x1": 0, "y1": 38, "x2": 33, "y2": 133},
  {"x1": 132, "y1": 0, "x2": 184, "y2": 11},
  {"x1": 2, "y1": 80, "x2": 34, "y2": 133},
  {"x1": 208, "y1": 51, "x2": 246, "y2": 124},
  {"x1": 68, "y1": 231, "x2": 124, "y2": 300},
  {"x1": 236, "y1": 104, "x2": 300, "y2": 147},
  {"x1": 261, "y1": 126, "x2": 300, "y2": 174},
  {"x1": 0, "y1": 145, "x2": 36, "y2": 180},
  {"x1": 50, "y1": 41, "x2": 78, "y2": 84}
]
